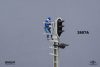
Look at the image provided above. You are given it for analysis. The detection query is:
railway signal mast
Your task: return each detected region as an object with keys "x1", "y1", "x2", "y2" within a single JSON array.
[{"x1": 43, "y1": 17, "x2": 68, "y2": 67}]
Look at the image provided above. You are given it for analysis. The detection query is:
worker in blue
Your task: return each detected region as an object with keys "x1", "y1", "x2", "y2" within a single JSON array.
[
  {"x1": 44, "y1": 17, "x2": 51, "y2": 33},
  {"x1": 44, "y1": 17, "x2": 52, "y2": 40}
]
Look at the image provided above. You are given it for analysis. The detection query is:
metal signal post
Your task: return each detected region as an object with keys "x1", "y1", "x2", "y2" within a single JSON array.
[
  {"x1": 52, "y1": 18, "x2": 60, "y2": 67},
  {"x1": 52, "y1": 17, "x2": 66, "y2": 67},
  {"x1": 53, "y1": 42, "x2": 59, "y2": 67},
  {"x1": 43, "y1": 17, "x2": 68, "y2": 67}
]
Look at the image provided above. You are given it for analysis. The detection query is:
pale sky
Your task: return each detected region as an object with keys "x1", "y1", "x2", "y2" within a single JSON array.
[{"x1": 0, "y1": 0, "x2": 100, "y2": 67}]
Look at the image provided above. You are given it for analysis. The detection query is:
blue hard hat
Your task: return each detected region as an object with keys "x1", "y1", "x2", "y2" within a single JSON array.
[
  {"x1": 45, "y1": 17, "x2": 51, "y2": 22},
  {"x1": 47, "y1": 17, "x2": 51, "y2": 20}
]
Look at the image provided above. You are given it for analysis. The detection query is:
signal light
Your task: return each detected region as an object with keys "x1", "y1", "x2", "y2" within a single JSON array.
[{"x1": 57, "y1": 18, "x2": 64, "y2": 37}]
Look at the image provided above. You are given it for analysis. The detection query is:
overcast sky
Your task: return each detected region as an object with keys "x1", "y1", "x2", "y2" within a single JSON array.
[{"x1": 0, "y1": 0, "x2": 100, "y2": 67}]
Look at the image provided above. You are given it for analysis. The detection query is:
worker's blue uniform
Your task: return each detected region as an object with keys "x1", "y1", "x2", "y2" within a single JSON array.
[
  {"x1": 44, "y1": 17, "x2": 52, "y2": 40},
  {"x1": 44, "y1": 21, "x2": 51, "y2": 33}
]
